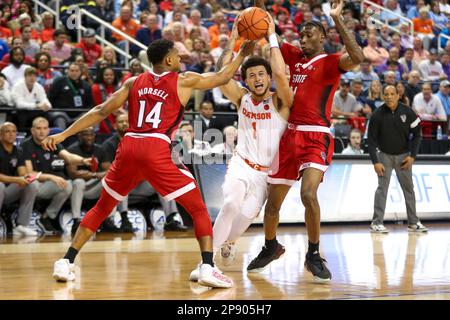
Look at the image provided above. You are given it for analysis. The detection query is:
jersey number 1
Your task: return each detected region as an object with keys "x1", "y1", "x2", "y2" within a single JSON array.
[{"x1": 137, "y1": 100, "x2": 162, "y2": 128}]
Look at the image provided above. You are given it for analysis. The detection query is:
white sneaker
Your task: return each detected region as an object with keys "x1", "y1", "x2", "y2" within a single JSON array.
[
  {"x1": 370, "y1": 224, "x2": 389, "y2": 233},
  {"x1": 189, "y1": 263, "x2": 201, "y2": 282},
  {"x1": 221, "y1": 242, "x2": 237, "y2": 266},
  {"x1": 408, "y1": 222, "x2": 428, "y2": 233},
  {"x1": 53, "y1": 259, "x2": 75, "y2": 282},
  {"x1": 13, "y1": 225, "x2": 38, "y2": 236},
  {"x1": 198, "y1": 264, "x2": 233, "y2": 288}
]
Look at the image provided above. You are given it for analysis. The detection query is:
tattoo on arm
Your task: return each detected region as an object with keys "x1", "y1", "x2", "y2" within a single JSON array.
[
  {"x1": 215, "y1": 48, "x2": 232, "y2": 71},
  {"x1": 333, "y1": 16, "x2": 364, "y2": 66}
]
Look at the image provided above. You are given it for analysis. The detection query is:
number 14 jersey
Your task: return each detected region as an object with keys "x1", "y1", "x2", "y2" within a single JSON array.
[{"x1": 127, "y1": 71, "x2": 184, "y2": 138}]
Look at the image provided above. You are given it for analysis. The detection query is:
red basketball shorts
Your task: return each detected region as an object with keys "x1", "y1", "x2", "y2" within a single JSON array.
[
  {"x1": 268, "y1": 124, "x2": 334, "y2": 186},
  {"x1": 101, "y1": 134, "x2": 197, "y2": 202}
]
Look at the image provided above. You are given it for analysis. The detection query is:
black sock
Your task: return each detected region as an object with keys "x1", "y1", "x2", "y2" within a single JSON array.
[
  {"x1": 308, "y1": 241, "x2": 320, "y2": 256},
  {"x1": 201, "y1": 251, "x2": 214, "y2": 267},
  {"x1": 265, "y1": 237, "x2": 278, "y2": 251},
  {"x1": 63, "y1": 247, "x2": 79, "y2": 264}
]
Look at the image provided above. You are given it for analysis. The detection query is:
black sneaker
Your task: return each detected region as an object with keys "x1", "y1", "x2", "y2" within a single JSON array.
[
  {"x1": 304, "y1": 252, "x2": 332, "y2": 282},
  {"x1": 37, "y1": 217, "x2": 59, "y2": 235},
  {"x1": 247, "y1": 243, "x2": 285, "y2": 273},
  {"x1": 71, "y1": 219, "x2": 80, "y2": 235},
  {"x1": 164, "y1": 219, "x2": 188, "y2": 232},
  {"x1": 100, "y1": 218, "x2": 120, "y2": 233},
  {"x1": 119, "y1": 215, "x2": 134, "y2": 233}
]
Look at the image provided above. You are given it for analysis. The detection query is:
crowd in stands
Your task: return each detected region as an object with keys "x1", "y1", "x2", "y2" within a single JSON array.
[{"x1": 2, "y1": 0, "x2": 450, "y2": 235}]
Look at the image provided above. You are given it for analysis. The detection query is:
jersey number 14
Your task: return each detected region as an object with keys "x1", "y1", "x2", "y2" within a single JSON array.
[{"x1": 137, "y1": 100, "x2": 163, "y2": 128}]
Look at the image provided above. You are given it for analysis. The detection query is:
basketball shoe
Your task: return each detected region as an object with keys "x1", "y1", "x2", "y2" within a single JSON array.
[
  {"x1": 189, "y1": 263, "x2": 201, "y2": 282},
  {"x1": 247, "y1": 242, "x2": 285, "y2": 273},
  {"x1": 198, "y1": 264, "x2": 233, "y2": 288},
  {"x1": 304, "y1": 252, "x2": 332, "y2": 282},
  {"x1": 53, "y1": 258, "x2": 75, "y2": 282},
  {"x1": 407, "y1": 222, "x2": 428, "y2": 233}
]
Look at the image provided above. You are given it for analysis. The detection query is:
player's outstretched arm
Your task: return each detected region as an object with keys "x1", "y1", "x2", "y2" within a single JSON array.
[
  {"x1": 266, "y1": 14, "x2": 293, "y2": 116},
  {"x1": 330, "y1": 0, "x2": 364, "y2": 71},
  {"x1": 254, "y1": 0, "x2": 266, "y2": 10},
  {"x1": 179, "y1": 40, "x2": 255, "y2": 91},
  {"x1": 41, "y1": 78, "x2": 134, "y2": 151},
  {"x1": 216, "y1": 15, "x2": 249, "y2": 107}
]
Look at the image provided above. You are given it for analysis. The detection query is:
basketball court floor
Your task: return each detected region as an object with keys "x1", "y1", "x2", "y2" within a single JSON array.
[{"x1": 0, "y1": 222, "x2": 449, "y2": 300}]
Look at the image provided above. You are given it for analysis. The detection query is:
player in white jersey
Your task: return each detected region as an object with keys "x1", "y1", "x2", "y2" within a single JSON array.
[{"x1": 190, "y1": 15, "x2": 293, "y2": 281}]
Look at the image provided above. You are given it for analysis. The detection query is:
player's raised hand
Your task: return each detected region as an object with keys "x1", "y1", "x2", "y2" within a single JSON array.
[
  {"x1": 231, "y1": 15, "x2": 242, "y2": 40},
  {"x1": 41, "y1": 133, "x2": 65, "y2": 151},
  {"x1": 264, "y1": 13, "x2": 276, "y2": 36},
  {"x1": 330, "y1": 0, "x2": 344, "y2": 18},
  {"x1": 239, "y1": 40, "x2": 256, "y2": 57}
]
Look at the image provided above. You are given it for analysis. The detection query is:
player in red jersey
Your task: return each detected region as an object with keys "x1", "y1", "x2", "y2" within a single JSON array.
[
  {"x1": 42, "y1": 34, "x2": 254, "y2": 288},
  {"x1": 249, "y1": 0, "x2": 364, "y2": 281}
]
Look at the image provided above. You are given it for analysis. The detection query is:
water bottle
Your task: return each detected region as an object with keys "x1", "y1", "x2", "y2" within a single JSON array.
[{"x1": 437, "y1": 125, "x2": 443, "y2": 140}]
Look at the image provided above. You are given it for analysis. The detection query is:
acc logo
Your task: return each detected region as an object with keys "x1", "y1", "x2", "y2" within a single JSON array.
[
  {"x1": 113, "y1": 209, "x2": 147, "y2": 235},
  {"x1": 149, "y1": 208, "x2": 165, "y2": 231},
  {"x1": 0, "y1": 216, "x2": 7, "y2": 238},
  {"x1": 11, "y1": 209, "x2": 43, "y2": 235}
]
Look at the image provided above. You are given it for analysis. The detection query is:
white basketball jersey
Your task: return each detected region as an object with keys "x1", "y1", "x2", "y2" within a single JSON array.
[{"x1": 236, "y1": 93, "x2": 287, "y2": 167}]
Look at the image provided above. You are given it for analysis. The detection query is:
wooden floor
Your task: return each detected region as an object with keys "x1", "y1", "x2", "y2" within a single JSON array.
[{"x1": 0, "y1": 222, "x2": 449, "y2": 300}]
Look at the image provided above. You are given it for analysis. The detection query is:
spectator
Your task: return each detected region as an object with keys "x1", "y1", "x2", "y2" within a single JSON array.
[
  {"x1": 48, "y1": 63, "x2": 93, "y2": 129},
  {"x1": 47, "y1": 29, "x2": 72, "y2": 65},
  {"x1": 365, "y1": 80, "x2": 384, "y2": 112},
  {"x1": 66, "y1": 127, "x2": 112, "y2": 235},
  {"x1": 351, "y1": 78, "x2": 368, "y2": 106},
  {"x1": 345, "y1": 18, "x2": 363, "y2": 47},
  {"x1": 133, "y1": 14, "x2": 162, "y2": 55},
  {"x1": 0, "y1": 73, "x2": 12, "y2": 106},
  {"x1": 121, "y1": 58, "x2": 144, "y2": 83},
  {"x1": 195, "y1": 100, "x2": 228, "y2": 141},
  {"x1": 208, "y1": 10, "x2": 227, "y2": 40},
  {"x1": 324, "y1": 27, "x2": 342, "y2": 54},
  {"x1": 277, "y1": 10, "x2": 296, "y2": 35},
  {"x1": 2, "y1": 47, "x2": 30, "y2": 87},
  {"x1": 412, "y1": 82, "x2": 447, "y2": 120},
  {"x1": 389, "y1": 33, "x2": 406, "y2": 57},
  {"x1": 192, "y1": 0, "x2": 212, "y2": 19},
  {"x1": 99, "y1": 46, "x2": 120, "y2": 68},
  {"x1": 342, "y1": 128, "x2": 364, "y2": 155},
  {"x1": 383, "y1": 70, "x2": 399, "y2": 85},
  {"x1": 111, "y1": 5, "x2": 139, "y2": 43},
  {"x1": 35, "y1": 52, "x2": 62, "y2": 93},
  {"x1": 354, "y1": 59, "x2": 380, "y2": 90},
  {"x1": 396, "y1": 81, "x2": 411, "y2": 106},
  {"x1": 39, "y1": 12, "x2": 55, "y2": 43},
  {"x1": 0, "y1": 38, "x2": 8, "y2": 61},
  {"x1": 101, "y1": 113, "x2": 186, "y2": 232},
  {"x1": 379, "y1": 25, "x2": 393, "y2": 50},
  {"x1": 399, "y1": 22, "x2": 414, "y2": 49},
  {"x1": 429, "y1": 1, "x2": 448, "y2": 32},
  {"x1": 406, "y1": 73, "x2": 421, "y2": 104},
  {"x1": 211, "y1": 125, "x2": 238, "y2": 155},
  {"x1": 13, "y1": 13, "x2": 40, "y2": 40},
  {"x1": 210, "y1": 35, "x2": 229, "y2": 65},
  {"x1": 399, "y1": 48, "x2": 420, "y2": 78},
  {"x1": 381, "y1": 0, "x2": 403, "y2": 27},
  {"x1": 440, "y1": 51, "x2": 450, "y2": 79},
  {"x1": 91, "y1": 67, "x2": 123, "y2": 135},
  {"x1": 186, "y1": 9, "x2": 210, "y2": 44},
  {"x1": 413, "y1": 7, "x2": 435, "y2": 50},
  {"x1": 86, "y1": 0, "x2": 115, "y2": 37},
  {"x1": 20, "y1": 25, "x2": 39, "y2": 58},
  {"x1": 407, "y1": 0, "x2": 426, "y2": 19},
  {"x1": 435, "y1": 80, "x2": 450, "y2": 130},
  {"x1": 332, "y1": 79, "x2": 363, "y2": 118},
  {"x1": 21, "y1": 117, "x2": 89, "y2": 235},
  {"x1": 378, "y1": 48, "x2": 405, "y2": 76},
  {"x1": 0, "y1": 122, "x2": 39, "y2": 236},
  {"x1": 439, "y1": 0, "x2": 450, "y2": 15},
  {"x1": 363, "y1": 34, "x2": 390, "y2": 69},
  {"x1": 11, "y1": 66, "x2": 51, "y2": 129},
  {"x1": 164, "y1": 0, "x2": 189, "y2": 26},
  {"x1": 74, "y1": 54, "x2": 94, "y2": 86},
  {"x1": 419, "y1": 48, "x2": 448, "y2": 81},
  {"x1": 75, "y1": 28, "x2": 102, "y2": 67},
  {"x1": 147, "y1": 1, "x2": 163, "y2": 30}
]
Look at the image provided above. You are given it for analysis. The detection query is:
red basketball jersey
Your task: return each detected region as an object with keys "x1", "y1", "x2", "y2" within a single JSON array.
[
  {"x1": 281, "y1": 42, "x2": 343, "y2": 127},
  {"x1": 127, "y1": 71, "x2": 184, "y2": 138}
]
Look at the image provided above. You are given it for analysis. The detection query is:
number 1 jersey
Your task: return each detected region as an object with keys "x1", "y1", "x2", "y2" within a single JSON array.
[{"x1": 127, "y1": 71, "x2": 184, "y2": 138}]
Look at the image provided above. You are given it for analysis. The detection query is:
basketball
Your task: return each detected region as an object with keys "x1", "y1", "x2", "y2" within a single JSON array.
[{"x1": 237, "y1": 7, "x2": 269, "y2": 40}]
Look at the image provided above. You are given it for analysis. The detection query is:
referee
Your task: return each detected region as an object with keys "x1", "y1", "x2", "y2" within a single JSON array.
[{"x1": 367, "y1": 84, "x2": 428, "y2": 233}]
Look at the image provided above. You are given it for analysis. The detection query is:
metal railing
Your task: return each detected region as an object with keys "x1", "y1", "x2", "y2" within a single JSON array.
[
  {"x1": 76, "y1": 8, "x2": 150, "y2": 70},
  {"x1": 361, "y1": 0, "x2": 414, "y2": 35},
  {"x1": 33, "y1": 0, "x2": 61, "y2": 28}
]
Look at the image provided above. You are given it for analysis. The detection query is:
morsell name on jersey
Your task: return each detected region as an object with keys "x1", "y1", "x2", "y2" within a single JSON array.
[
  {"x1": 137, "y1": 87, "x2": 169, "y2": 100},
  {"x1": 242, "y1": 107, "x2": 272, "y2": 120}
]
